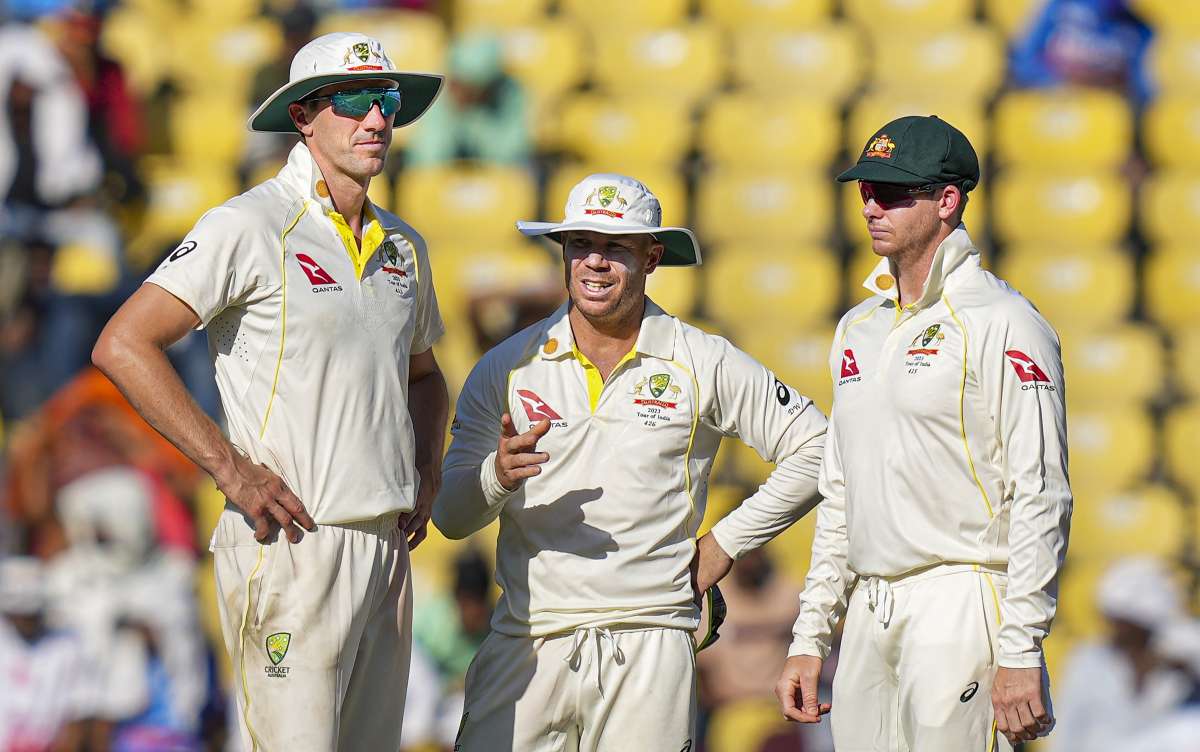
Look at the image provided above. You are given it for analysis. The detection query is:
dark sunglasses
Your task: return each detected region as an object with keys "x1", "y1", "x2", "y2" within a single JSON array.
[
  {"x1": 305, "y1": 88, "x2": 401, "y2": 118},
  {"x1": 859, "y1": 181, "x2": 950, "y2": 209}
]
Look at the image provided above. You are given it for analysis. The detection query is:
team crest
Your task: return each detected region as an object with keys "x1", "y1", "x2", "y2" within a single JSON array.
[
  {"x1": 599, "y1": 185, "x2": 619, "y2": 208},
  {"x1": 865, "y1": 134, "x2": 896, "y2": 159},
  {"x1": 913, "y1": 324, "x2": 944, "y2": 348},
  {"x1": 649, "y1": 373, "x2": 671, "y2": 398},
  {"x1": 267, "y1": 632, "x2": 291, "y2": 666},
  {"x1": 353, "y1": 42, "x2": 370, "y2": 62},
  {"x1": 381, "y1": 240, "x2": 400, "y2": 266}
]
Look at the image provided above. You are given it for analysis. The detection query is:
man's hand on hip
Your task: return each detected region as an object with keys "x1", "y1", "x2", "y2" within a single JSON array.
[
  {"x1": 690, "y1": 533, "x2": 733, "y2": 606},
  {"x1": 216, "y1": 453, "x2": 315, "y2": 544},
  {"x1": 992, "y1": 665, "x2": 1052, "y2": 745},
  {"x1": 495, "y1": 413, "x2": 550, "y2": 491},
  {"x1": 776, "y1": 655, "x2": 831, "y2": 723},
  {"x1": 400, "y1": 463, "x2": 440, "y2": 551}
]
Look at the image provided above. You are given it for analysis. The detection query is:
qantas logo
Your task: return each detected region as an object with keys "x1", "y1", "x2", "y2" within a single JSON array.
[
  {"x1": 516, "y1": 389, "x2": 563, "y2": 422},
  {"x1": 1005, "y1": 350, "x2": 1056, "y2": 391},
  {"x1": 296, "y1": 253, "x2": 341, "y2": 291},
  {"x1": 839, "y1": 349, "x2": 862, "y2": 384}
]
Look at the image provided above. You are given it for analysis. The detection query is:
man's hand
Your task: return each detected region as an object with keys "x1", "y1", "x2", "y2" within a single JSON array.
[
  {"x1": 399, "y1": 463, "x2": 440, "y2": 551},
  {"x1": 992, "y1": 665, "x2": 1052, "y2": 745},
  {"x1": 495, "y1": 413, "x2": 550, "y2": 491},
  {"x1": 776, "y1": 655, "x2": 831, "y2": 723},
  {"x1": 690, "y1": 533, "x2": 734, "y2": 606},
  {"x1": 216, "y1": 453, "x2": 315, "y2": 544}
]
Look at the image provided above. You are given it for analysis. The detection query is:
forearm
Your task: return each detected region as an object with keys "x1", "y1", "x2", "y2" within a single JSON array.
[
  {"x1": 408, "y1": 367, "x2": 449, "y2": 476},
  {"x1": 432, "y1": 455, "x2": 512, "y2": 539},
  {"x1": 788, "y1": 498, "x2": 853, "y2": 659},
  {"x1": 710, "y1": 441, "x2": 823, "y2": 559},
  {"x1": 93, "y1": 329, "x2": 237, "y2": 485}
]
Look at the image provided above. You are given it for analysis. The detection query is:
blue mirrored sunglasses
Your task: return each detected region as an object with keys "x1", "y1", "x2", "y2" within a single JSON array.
[{"x1": 305, "y1": 88, "x2": 401, "y2": 118}]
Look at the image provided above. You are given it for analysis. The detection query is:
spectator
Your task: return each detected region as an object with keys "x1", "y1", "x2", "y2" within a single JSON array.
[
  {"x1": 1010, "y1": 0, "x2": 1154, "y2": 105},
  {"x1": 1116, "y1": 618, "x2": 1200, "y2": 751},
  {"x1": 406, "y1": 34, "x2": 530, "y2": 167},
  {"x1": 0, "y1": 555, "x2": 101, "y2": 752},
  {"x1": 1052, "y1": 557, "x2": 1192, "y2": 751}
]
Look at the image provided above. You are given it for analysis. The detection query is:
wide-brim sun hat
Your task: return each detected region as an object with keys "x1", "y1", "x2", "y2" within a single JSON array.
[
  {"x1": 517, "y1": 173, "x2": 701, "y2": 266},
  {"x1": 248, "y1": 31, "x2": 444, "y2": 133}
]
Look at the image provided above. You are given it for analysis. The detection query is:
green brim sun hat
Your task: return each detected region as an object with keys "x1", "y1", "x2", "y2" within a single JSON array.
[
  {"x1": 248, "y1": 31, "x2": 444, "y2": 133},
  {"x1": 517, "y1": 173, "x2": 701, "y2": 267}
]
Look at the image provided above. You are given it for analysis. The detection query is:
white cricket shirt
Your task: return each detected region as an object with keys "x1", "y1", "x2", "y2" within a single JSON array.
[
  {"x1": 147, "y1": 143, "x2": 444, "y2": 524},
  {"x1": 789, "y1": 226, "x2": 1072, "y2": 669},
  {"x1": 434, "y1": 300, "x2": 827, "y2": 637}
]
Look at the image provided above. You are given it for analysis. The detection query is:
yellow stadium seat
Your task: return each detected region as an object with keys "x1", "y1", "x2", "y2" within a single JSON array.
[
  {"x1": 1001, "y1": 246, "x2": 1135, "y2": 332},
  {"x1": 169, "y1": 94, "x2": 247, "y2": 168},
  {"x1": 1173, "y1": 329, "x2": 1200, "y2": 399},
  {"x1": 591, "y1": 23, "x2": 724, "y2": 106},
  {"x1": 700, "y1": 0, "x2": 833, "y2": 29},
  {"x1": 1165, "y1": 403, "x2": 1200, "y2": 494},
  {"x1": 1068, "y1": 409, "x2": 1154, "y2": 493},
  {"x1": 316, "y1": 10, "x2": 445, "y2": 75},
  {"x1": 700, "y1": 94, "x2": 840, "y2": 171},
  {"x1": 1132, "y1": 0, "x2": 1200, "y2": 34},
  {"x1": 498, "y1": 22, "x2": 586, "y2": 103},
  {"x1": 98, "y1": 6, "x2": 175, "y2": 97},
  {"x1": 1144, "y1": 245, "x2": 1200, "y2": 329},
  {"x1": 1143, "y1": 94, "x2": 1200, "y2": 168},
  {"x1": 455, "y1": 0, "x2": 549, "y2": 31},
  {"x1": 694, "y1": 171, "x2": 834, "y2": 245},
  {"x1": 730, "y1": 23, "x2": 866, "y2": 102},
  {"x1": 840, "y1": 179, "x2": 988, "y2": 247},
  {"x1": 706, "y1": 699, "x2": 789, "y2": 752},
  {"x1": 1061, "y1": 325, "x2": 1165, "y2": 408},
  {"x1": 706, "y1": 246, "x2": 840, "y2": 329},
  {"x1": 736, "y1": 326, "x2": 837, "y2": 416},
  {"x1": 1146, "y1": 33, "x2": 1200, "y2": 94},
  {"x1": 992, "y1": 171, "x2": 1131, "y2": 245},
  {"x1": 545, "y1": 164, "x2": 687, "y2": 228},
  {"x1": 558, "y1": 0, "x2": 690, "y2": 28},
  {"x1": 170, "y1": 17, "x2": 283, "y2": 97},
  {"x1": 396, "y1": 165, "x2": 537, "y2": 242},
  {"x1": 869, "y1": 26, "x2": 1005, "y2": 101},
  {"x1": 767, "y1": 509, "x2": 817, "y2": 583},
  {"x1": 981, "y1": 0, "x2": 1043, "y2": 38},
  {"x1": 845, "y1": 93, "x2": 989, "y2": 159},
  {"x1": 1055, "y1": 560, "x2": 1109, "y2": 639},
  {"x1": 645, "y1": 266, "x2": 701, "y2": 317},
  {"x1": 1070, "y1": 484, "x2": 1186, "y2": 562},
  {"x1": 844, "y1": 0, "x2": 974, "y2": 34},
  {"x1": 993, "y1": 89, "x2": 1132, "y2": 170},
  {"x1": 557, "y1": 95, "x2": 692, "y2": 168},
  {"x1": 1139, "y1": 170, "x2": 1200, "y2": 245},
  {"x1": 132, "y1": 159, "x2": 239, "y2": 265},
  {"x1": 425, "y1": 238, "x2": 556, "y2": 314}
]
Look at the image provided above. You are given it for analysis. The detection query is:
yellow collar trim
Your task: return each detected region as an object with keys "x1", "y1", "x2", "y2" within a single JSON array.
[
  {"x1": 326, "y1": 204, "x2": 385, "y2": 280},
  {"x1": 571, "y1": 343, "x2": 638, "y2": 413}
]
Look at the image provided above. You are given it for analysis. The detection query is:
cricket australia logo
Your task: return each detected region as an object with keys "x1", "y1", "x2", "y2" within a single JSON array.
[
  {"x1": 633, "y1": 373, "x2": 682, "y2": 410},
  {"x1": 584, "y1": 185, "x2": 628, "y2": 219},
  {"x1": 379, "y1": 239, "x2": 412, "y2": 295},
  {"x1": 907, "y1": 323, "x2": 945, "y2": 355},
  {"x1": 265, "y1": 632, "x2": 292, "y2": 678}
]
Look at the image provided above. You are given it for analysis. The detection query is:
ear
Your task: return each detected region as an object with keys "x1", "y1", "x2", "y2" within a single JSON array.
[
  {"x1": 645, "y1": 240, "x2": 665, "y2": 275},
  {"x1": 289, "y1": 102, "x2": 315, "y2": 138},
  {"x1": 937, "y1": 184, "x2": 962, "y2": 222}
]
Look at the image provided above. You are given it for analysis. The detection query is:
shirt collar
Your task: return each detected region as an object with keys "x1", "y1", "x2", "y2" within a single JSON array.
[
  {"x1": 861, "y1": 224, "x2": 979, "y2": 309},
  {"x1": 278, "y1": 141, "x2": 391, "y2": 225},
  {"x1": 537, "y1": 297, "x2": 676, "y2": 362}
]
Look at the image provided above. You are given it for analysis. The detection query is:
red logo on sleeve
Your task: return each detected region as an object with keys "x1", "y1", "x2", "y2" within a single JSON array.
[
  {"x1": 840, "y1": 349, "x2": 861, "y2": 378},
  {"x1": 1005, "y1": 350, "x2": 1050, "y2": 383},
  {"x1": 516, "y1": 389, "x2": 562, "y2": 421},
  {"x1": 296, "y1": 254, "x2": 339, "y2": 286}
]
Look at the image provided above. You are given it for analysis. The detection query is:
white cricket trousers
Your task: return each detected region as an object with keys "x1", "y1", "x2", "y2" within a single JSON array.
[
  {"x1": 454, "y1": 626, "x2": 697, "y2": 752},
  {"x1": 831, "y1": 564, "x2": 1015, "y2": 752},
  {"x1": 212, "y1": 506, "x2": 412, "y2": 752}
]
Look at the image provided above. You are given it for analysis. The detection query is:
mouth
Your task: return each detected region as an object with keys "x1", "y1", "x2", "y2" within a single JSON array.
[{"x1": 578, "y1": 279, "x2": 615, "y2": 299}]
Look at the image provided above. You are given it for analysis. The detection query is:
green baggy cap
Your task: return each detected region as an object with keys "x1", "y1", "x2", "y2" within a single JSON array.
[{"x1": 837, "y1": 115, "x2": 979, "y2": 191}]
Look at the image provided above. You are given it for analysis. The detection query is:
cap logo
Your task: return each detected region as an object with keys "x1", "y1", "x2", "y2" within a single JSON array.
[
  {"x1": 342, "y1": 41, "x2": 388, "y2": 72},
  {"x1": 583, "y1": 185, "x2": 628, "y2": 219},
  {"x1": 865, "y1": 134, "x2": 896, "y2": 159}
]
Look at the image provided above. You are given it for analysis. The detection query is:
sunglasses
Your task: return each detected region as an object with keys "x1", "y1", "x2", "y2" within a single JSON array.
[
  {"x1": 859, "y1": 181, "x2": 950, "y2": 209},
  {"x1": 305, "y1": 88, "x2": 401, "y2": 118}
]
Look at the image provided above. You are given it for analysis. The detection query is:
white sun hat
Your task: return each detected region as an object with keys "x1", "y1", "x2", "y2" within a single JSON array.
[
  {"x1": 517, "y1": 173, "x2": 701, "y2": 266},
  {"x1": 248, "y1": 32, "x2": 444, "y2": 133}
]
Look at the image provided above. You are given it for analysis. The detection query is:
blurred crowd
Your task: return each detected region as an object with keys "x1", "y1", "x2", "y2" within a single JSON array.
[{"x1": 0, "y1": 0, "x2": 1197, "y2": 750}]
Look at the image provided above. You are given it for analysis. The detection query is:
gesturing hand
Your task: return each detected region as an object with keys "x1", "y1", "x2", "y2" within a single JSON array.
[
  {"x1": 776, "y1": 655, "x2": 831, "y2": 723},
  {"x1": 495, "y1": 413, "x2": 550, "y2": 491},
  {"x1": 217, "y1": 454, "x2": 315, "y2": 543}
]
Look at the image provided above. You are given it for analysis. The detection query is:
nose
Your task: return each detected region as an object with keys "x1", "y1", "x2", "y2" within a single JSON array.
[
  {"x1": 362, "y1": 102, "x2": 387, "y2": 131},
  {"x1": 862, "y1": 198, "x2": 884, "y2": 220}
]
